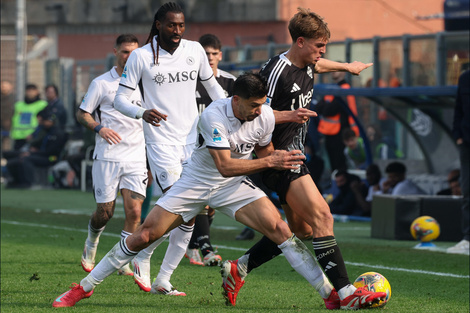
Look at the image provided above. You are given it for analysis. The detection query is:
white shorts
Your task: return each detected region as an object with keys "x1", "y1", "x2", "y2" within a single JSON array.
[
  {"x1": 157, "y1": 173, "x2": 267, "y2": 222},
  {"x1": 92, "y1": 160, "x2": 147, "y2": 203},
  {"x1": 146, "y1": 143, "x2": 196, "y2": 191}
]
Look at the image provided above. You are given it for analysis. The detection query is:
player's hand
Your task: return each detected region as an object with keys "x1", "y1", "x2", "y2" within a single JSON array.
[
  {"x1": 98, "y1": 127, "x2": 122, "y2": 145},
  {"x1": 292, "y1": 108, "x2": 317, "y2": 124},
  {"x1": 270, "y1": 149, "x2": 305, "y2": 170},
  {"x1": 347, "y1": 61, "x2": 373, "y2": 75},
  {"x1": 143, "y1": 109, "x2": 168, "y2": 127}
]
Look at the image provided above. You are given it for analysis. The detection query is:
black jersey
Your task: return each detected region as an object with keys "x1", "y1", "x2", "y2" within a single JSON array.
[
  {"x1": 259, "y1": 52, "x2": 315, "y2": 153},
  {"x1": 196, "y1": 69, "x2": 236, "y2": 114}
]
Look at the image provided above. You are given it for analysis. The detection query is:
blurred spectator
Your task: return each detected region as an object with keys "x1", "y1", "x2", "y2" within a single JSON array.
[
  {"x1": 342, "y1": 128, "x2": 366, "y2": 169},
  {"x1": 329, "y1": 169, "x2": 368, "y2": 216},
  {"x1": 64, "y1": 128, "x2": 95, "y2": 188},
  {"x1": 4, "y1": 108, "x2": 68, "y2": 188},
  {"x1": 437, "y1": 169, "x2": 461, "y2": 196},
  {"x1": 379, "y1": 161, "x2": 426, "y2": 195},
  {"x1": 45, "y1": 84, "x2": 67, "y2": 128},
  {"x1": 350, "y1": 164, "x2": 386, "y2": 215},
  {"x1": 448, "y1": 69, "x2": 469, "y2": 255},
  {"x1": 10, "y1": 84, "x2": 48, "y2": 150},
  {"x1": 316, "y1": 70, "x2": 359, "y2": 171},
  {"x1": 366, "y1": 124, "x2": 402, "y2": 160},
  {"x1": 1, "y1": 80, "x2": 15, "y2": 151}
]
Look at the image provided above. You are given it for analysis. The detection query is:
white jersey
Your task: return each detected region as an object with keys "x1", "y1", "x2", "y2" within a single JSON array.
[
  {"x1": 120, "y1": 37, "x2": 214, "y2": 145},
  {"x1": 184, "y1": 98, "x2": 275, "y2": 186},
  {"x1": 80, "y1": 66, "x2": 145, "y2": 162}
]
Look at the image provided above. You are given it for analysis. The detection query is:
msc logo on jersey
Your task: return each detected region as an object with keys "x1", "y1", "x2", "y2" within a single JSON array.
[
  {"x1": 212, "y1": 128, "x2": 221, "y2": 141},
  {"x1": 255, "y1": 128, "x2": 263, "y2": 138},
  {"x1": 122, "y1": 66, "x2": 128, "y2": 78},
  {"x1": 153, "y1": 73, "x2": 166, "y2": 86},
  {"x1": 152, "y1": 71, "x2": 198, "y2": 85},
  {"x1": 233, "y1": 143, "x2": 255, "y2": 154}
]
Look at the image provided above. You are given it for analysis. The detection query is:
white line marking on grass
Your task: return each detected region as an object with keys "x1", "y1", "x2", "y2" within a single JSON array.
[
  {"x1": 3, "y1": 220, "x2": 469, "y2": 279},
  {"x1": 2, "y1": 220, "x2": 121, "y2": 238},
  {"x1": 344, "y1": 261, "x2": 469, "y2": 279}
]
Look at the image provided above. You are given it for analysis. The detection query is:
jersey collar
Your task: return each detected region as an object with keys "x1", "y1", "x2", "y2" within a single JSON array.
[{"x1": 110, "y1": 66, "x2": 120, "y2": 79}]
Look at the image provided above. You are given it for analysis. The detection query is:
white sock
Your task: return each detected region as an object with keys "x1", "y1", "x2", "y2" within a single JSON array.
[
  {"x1": 338, "y1": 284, "x2": 357, "y2": 300},
  {"x1": 136, "y1": 232, "x2": 170, "y2": 260},
  {"x1": 80, "y1": 239, "x2": 137, "y2": 292},
  {"x1": 237, "y1": 254, "x2": 249, "y2": 279},
  {"x1": 278, "y1": 235, "x2": 333, "y2": 299},
  {"x1": 155, "y1": 224, "x2": 194, "y2": 283},
  {"x1": 121, "y1": 230, "x2": 132, "y2": 240},
  {"x1": 87, "y1": 221, "x2": 105, "y2": 245}
]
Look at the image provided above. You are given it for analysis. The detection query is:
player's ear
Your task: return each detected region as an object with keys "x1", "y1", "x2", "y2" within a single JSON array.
[{"x1": 297, "y1": 37, "x2": 305, "y2": 48}]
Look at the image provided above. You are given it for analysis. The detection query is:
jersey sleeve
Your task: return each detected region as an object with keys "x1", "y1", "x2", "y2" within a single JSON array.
[
  {"x1": 79, "y1": 79, "x2": 102, "y2": 114},
  {"x1": 197, "y1": 43, "x2": 214, "y2": 81},
  {"x1": 258, "y1": 105, "x2": 275, "y2": 147},
  {"x1": 119, "y1": 49, "x2": 143, "y2": 90},
  {"x1": 199, "y1": 110, "x2": 230, "y2": 149}
]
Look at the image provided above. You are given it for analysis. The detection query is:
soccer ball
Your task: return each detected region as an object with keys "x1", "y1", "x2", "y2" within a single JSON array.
[
  {"x1": 353, "y1": 272, "x2": 391, "y2": 308},
  {"x1": 410, "y1": 216, "x2": 440, "y2": 242}
]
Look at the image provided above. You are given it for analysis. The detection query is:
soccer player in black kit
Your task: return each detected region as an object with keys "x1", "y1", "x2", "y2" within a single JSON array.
[{"x1": 221, "y1": 8, "x2": 386, "y2": 310}]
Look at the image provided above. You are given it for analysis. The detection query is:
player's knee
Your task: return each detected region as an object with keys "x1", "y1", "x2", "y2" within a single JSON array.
[
  {"x1": 293, "y1": 229, "x2": 313, "y2": 240},
  {"x1": 315, "y1": 206, "x2": 334, "y2": 231},
  {"x1": 274, "y1": 220, "x2": 294, "y2": 242},
  {"x1": 125, "y1": 205, "x2": 141, "y2": 224}
]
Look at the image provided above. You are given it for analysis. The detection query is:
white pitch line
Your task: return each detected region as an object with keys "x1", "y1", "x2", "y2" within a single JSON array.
[{"x1": 2, "y1": 220, "x2": 469, "y2": 279}]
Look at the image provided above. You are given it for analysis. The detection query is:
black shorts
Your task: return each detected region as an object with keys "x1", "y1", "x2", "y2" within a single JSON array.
[{"x1": 261, "y1": 163, "x2": 310, "y2": 204}]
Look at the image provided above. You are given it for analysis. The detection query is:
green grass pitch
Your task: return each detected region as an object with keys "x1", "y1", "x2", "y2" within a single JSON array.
[{"x1": 1, "y1": 188, "x2": 469, "y2": 312}]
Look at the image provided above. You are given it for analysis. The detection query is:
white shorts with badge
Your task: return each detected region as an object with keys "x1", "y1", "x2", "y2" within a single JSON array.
[
  {"x1": 156, "y1": 173, "x2": 267, "y2": 222},
  {"x1": 146, "y1": 143, "x2": 196, "y2": 191},
  {"x1": 92, "y1": 159, "x2": 147, "y2": 203}
]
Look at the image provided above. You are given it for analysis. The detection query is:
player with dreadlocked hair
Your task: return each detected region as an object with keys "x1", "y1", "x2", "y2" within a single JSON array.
[
  {"x1": 51, "y1": 2, "x2": 227, "y2": 307},
  {"x1": 145, "y1": 2, "x2": 183, "y2": 65}
]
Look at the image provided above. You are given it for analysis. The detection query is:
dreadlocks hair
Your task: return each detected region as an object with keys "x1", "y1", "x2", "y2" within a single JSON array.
[{"x1": 146, "y1": 2, "x2": 184, "y2": 65}]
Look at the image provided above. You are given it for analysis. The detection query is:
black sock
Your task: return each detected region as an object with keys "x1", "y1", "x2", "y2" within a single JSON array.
[
  {"x1": 193, "y1": 214, "x2": 213, "y2": 256},
  {"x1": 245, "y1": 235, "x2": 282, "y2": 273},
  {"x1": 312, "y1": 236, "x2": 350, "y2": 291}
]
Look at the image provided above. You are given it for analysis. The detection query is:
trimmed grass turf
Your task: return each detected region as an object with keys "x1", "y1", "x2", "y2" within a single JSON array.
[{"x1": 1, "y1": 188, "x2": 469, "y2": 312}]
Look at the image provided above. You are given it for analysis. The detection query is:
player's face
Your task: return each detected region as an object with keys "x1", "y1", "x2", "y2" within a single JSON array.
[
  {"x1": 234, "y1": 95, "x2": 267, "y2": 121},
  {"x1": 204, "y1": 47, "x2": 222, "y2": 71},
  {"x1": 114, "y1": 42, "x2": 139, "y2": 71},
  {"x1": 157, "y1": 12, "x2": 185, "y2": 52},
  {"x1": 301, "y1": 37, "x2": 327, "y2": 65}
]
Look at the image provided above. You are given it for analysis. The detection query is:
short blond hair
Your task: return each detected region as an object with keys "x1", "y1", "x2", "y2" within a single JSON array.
[{"x1": 288, "y1": 8, "x2": 330, "y2": 42}]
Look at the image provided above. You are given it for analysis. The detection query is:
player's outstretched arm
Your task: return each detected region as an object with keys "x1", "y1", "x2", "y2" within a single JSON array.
[
  {"x1": 209, "y1": 145, "x2": 305, "y2": 177},
  {"x1": 76, "y1": 109, "x2": 122, "y2": 145},
  {"x1": 314, "y1": 58, "x2": 373, "y2": 75},
  {"x1": 273, "y1": 108, "x2": 317, "y2": 124}
]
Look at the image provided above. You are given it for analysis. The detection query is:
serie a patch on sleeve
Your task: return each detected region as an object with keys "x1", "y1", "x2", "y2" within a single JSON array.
[{"x1": 212, "y1": 128, "x2": 221, "y2": 141}]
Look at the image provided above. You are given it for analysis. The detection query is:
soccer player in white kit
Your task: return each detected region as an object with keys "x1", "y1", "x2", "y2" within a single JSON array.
[
  {"x1": 77, "y1": 34, "x2": 147, "y2": 277},
  {"x1": 52, "y1": 72, "x2": 346, "y2": 309},
  {"x1": 113, "y1": 2, "x2": 225, "y2": 295}
]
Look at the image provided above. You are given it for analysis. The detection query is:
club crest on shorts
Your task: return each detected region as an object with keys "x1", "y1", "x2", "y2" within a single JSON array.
[{"x1": 159, "y1": 171, "x2": 168, "y2": 182}]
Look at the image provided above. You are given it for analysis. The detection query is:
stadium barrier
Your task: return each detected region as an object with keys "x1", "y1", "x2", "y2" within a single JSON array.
[{"x1": 371, "y1": 194, "x2": 463, "y2": 242}]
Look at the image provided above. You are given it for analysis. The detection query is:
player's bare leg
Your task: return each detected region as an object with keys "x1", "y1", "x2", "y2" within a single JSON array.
[
  {"x1": 285, "y1": 175, "x2": 385, "y2": 308},
  {"x1": 117, "y1": 190, "x2": 144, "y2": 276},
  {"x1": 221, "y1": 197, "x2": 333, "y2": 306},
  {"x1": 81, "y1": 201, "x2": 115, "y2": 272}
]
